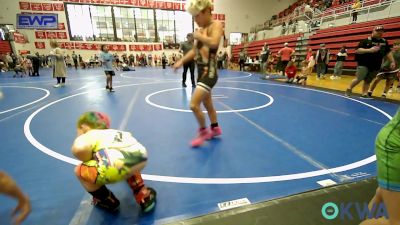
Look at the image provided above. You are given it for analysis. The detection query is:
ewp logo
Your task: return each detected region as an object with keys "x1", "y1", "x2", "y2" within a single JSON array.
[
  {"x1": 17, "y1": 14, "x2": 58, "y2": 29},
  {"x1": 321, "y1": 202, "x2": 388, "y2": 220}
]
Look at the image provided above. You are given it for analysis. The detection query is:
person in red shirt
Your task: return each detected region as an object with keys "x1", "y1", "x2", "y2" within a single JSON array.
[
  {"x1": 285, "y1": 61, "x2": 297, "y2": 83},
  {"x1": 278, "y1": 42, "x2": 295, "y2": 76}
]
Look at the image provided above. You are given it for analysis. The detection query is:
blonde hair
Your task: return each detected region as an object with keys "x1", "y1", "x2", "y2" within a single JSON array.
[
  {"x1": 185, "y1": 0, "x2": 213, "y2": 16},
  {"x1": 49, "y1": 39, "x2": 59, "y2": 48}
]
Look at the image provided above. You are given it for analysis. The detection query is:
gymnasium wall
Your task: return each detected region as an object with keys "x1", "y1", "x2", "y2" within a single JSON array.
[{"x1": 0, "y1": 0, "x2": 296, "y2": 60}]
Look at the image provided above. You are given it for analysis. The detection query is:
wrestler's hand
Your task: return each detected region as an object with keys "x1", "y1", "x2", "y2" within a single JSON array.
[
  {"x1": 12, "y1": 194, "x2": 31, "y2": 225},
  {"x1": 193, "y1": 28, "x2": 204, "y2": 40},
  {"x1": 173, "y1": 60, "x2": 183, "y2": 71}
]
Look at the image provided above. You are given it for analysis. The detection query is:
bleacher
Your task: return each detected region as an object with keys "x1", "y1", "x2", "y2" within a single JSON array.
[
  {"x1": 0, "y1": 40, "x2": 12, "y2": 55},
  {"x1": 308, "y1": 16, "x2": 400, "y2": 69},
  {"x1": 232, "y1": 33, "x2": 303, "y2": 62}
]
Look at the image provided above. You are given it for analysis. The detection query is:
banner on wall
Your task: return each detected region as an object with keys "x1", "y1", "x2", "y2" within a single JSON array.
[
  {"x1": 57, "y1": 32, "x2": 68, "y2": 39},
  {"x1": 58, "y1": 23, "x2": 65, "y2": 30},
  {"x1": 42, "y1": 3, "x2": 54, "y2": 11},
  {"x1": 46, "y1": 31, "x2": 57, "y2": 39},
  {"x1": 19, "y1": 50, "x2": 31, "y2": 55},
  {"x1": 13, "y1": 32, "x2": 27, "y2": 44},
  {"x1": 19, "y1": 2, "x2": 31, "y2": 10},
  {"x1": 53, "y1": 4, "x2": 64, "y2": 11},
  {"x1": 128, "y1": 44, "x2": 161, "y2": 51},
  {"x1": 17, "y1": 14, "x2": 58, "y2": 29},
  {"x1": 30, "y1": 3, "x2": 43, "y2": 11},
  {"x1": 58, "y1": 0, "x2": 184, "y2": 10},
  {"x1": 35, "y1": 31, "x2": 47, "y2": 39},
  {"x1": 35, "y1": 42, "x2": 46, "y2": 49}
]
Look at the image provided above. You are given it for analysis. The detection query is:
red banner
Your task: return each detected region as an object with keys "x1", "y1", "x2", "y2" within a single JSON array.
[
  {"x1": 148, "y1": 0, "x2": 156, "y2": 8},
  {"x1": 90, "y1": 43, "x2": 100, "y2": 50},
  {"x1": 138, "y1": 0, "x2": 148, "y2": 7},
  {"x1": 46, "y1": 32, "x2": 57, "y2": 39},
  {"x1": 31, "y1": 3, "x2": 43, "y2": 11},
  {"x1": 156, "y1": 1, "x2": 165, "y2": 9},
  {"x1": 14, "y1": 33, "x2": 26, "y2": 44},
  {"x1": 173, "y1": 3, "x2": 181, "y2": 10},
  {"x1": 19, "y1": 2, "x2": 31, "y2": 10},
  {"x1": 42, "y1": 3, "x2": 53, "y2": 11},
  {"x1": 218, "y1": 14, "x2": 225, "y2": 20},
  {"x1": 119, "y1": 0, "x2": 130, "y2": 5},
  {"x1": 57, "y1": 32, "x2": 68, "y2": 39},
  {"x1": 35, "y1": 42, "x2": 46, "y2": 49},
  {"x1": 58, "y1": 23, "x2": 65, "y2": 30},
  {"x1": 19, "y1": 50, "x2": 31, "y2": 55},
  {"x1": 53, "y1": 3, "x2": 64, "y2": 11},
  {"x1": 35, "y1": 31, "x2": 47, "y2": 39},
  {"x1": 165, "y1": 2, "x2": 173, "y2": 9},
  {"x1": 74, "y1": 42, "x2": 83, "y2": 49},
  {"x1": 153, "y1": 44, "x2": 162, "y2": 51},
  {"x1": 65, "y1": 42, "x2": 74, "y2": 49},
  {"x1": 128, "y1": 0, "x2": 138, "y2": 5}
]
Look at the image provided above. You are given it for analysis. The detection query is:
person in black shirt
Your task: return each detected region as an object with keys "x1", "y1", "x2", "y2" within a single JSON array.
[
  {"x1": 345, "y1": 26, "x2": 396, "y2": 98},
  {"x1": 179, "y1": 33, "x2": 195, "y2": 87}
]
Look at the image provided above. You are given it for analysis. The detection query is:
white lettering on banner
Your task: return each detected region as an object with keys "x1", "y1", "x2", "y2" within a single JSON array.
[{"x1": 218, "y1": 198, "x2": 251, "y2": 210}]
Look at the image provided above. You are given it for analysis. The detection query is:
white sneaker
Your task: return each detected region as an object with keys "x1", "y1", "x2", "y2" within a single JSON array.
[
  {"x1": 330, "y1": 75, "x2": 335, "y2": 80},
  {"x1": 53, "y1": 84, "x2": 61, "y2": 88},
  {"x1": 388, "y1": 88, "x2": 393, "y2": 93}
]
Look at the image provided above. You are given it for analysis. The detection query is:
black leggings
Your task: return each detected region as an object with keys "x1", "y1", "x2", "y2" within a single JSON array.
[
  {"x1": 182, "y1": 61, "x2": 195, "y2": 85},
  {"x1": 56, "y1": 77, "x2": 66, "y2": 83}
]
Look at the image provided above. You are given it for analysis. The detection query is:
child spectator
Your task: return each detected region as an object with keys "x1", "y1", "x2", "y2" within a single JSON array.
[
  {"x1": 285, "y1": 61, "x2": 297, "y2": 83},
  {"x1": 295, "y1": 60, "x2": 309, "y2": 85}
]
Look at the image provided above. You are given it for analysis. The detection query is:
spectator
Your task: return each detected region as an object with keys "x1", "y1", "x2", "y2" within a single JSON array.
[
  {"x1": 368, "y1": 40, "x2": 400, "y2": 98},
  {"x1": 315, "y1": 43, "x2": 330, "y2": 79},
  {"x1": 351, "y1": 0, "x2": 361, "y2": 23},
  {"x1": 260, "y1": 43, "x2": 270, "y2": 73},
  {"x1": 161, "y1": 52, "x2": 167, "y2": 69},
  {"x1": 30, "y1": 54, "x2": 40, "y2": 76},
  {"x1": 48, "y1": 40, "x2": 67, "y2": 88},
  {"x1": 331, "y1": 46, "x2": 347, "y2": 79},
  {"x1": 295, "y1": 60, "x2": 310, "y2": 85},
  {"x1": 285, "y1": 61, "x2": 297, "y2": 83},
  {"x1": 278, "y1": 42, "x2": 295, "y2": 76},
  {"x1": 72, "y1": 51, "x2": 78, "y2": 70},
  {"x1": 345, "y1": 26, "x2": 395, "y2": 98},
  {"x1": 179, "y1": 33, "x2": 196, "y2": 87},
  {"x1": 281, "y1": 21, "x2": 287, "y2": 35},
  {"x1": 292, "y1": 19, "x2": 298, "y2": 33},
  {"x1": 238, "y1": 49, "x2": 246, "y2": 71},
  {"x1": 267, "y1": 54, "x2": 275, "y2": 73}
]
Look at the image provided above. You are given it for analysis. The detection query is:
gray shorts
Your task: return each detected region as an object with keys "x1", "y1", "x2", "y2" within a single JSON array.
[{"x1": 355, "y1": 66, "x2": 378, "y2": 83}]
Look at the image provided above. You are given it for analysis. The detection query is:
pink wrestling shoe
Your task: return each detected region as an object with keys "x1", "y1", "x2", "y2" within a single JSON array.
[
  {"x1": 191, "y1": 128, "x2": 210, "y2": 147},
  {"x1": 209, "y1": 126, "x2": 222, "y2": 138}
]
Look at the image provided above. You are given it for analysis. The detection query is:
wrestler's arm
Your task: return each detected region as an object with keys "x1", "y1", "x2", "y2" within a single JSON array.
[
  {"x1": 71, "y1": 133, "x2": 95, "y2": 162},
  {"x1": 195, "y1": 21, "x2": 223, "y2": 49}
]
